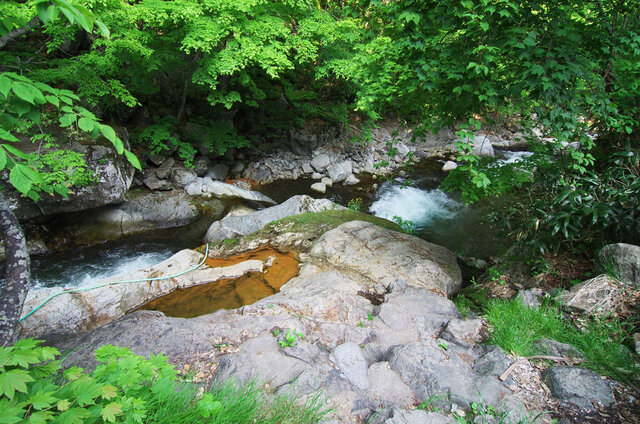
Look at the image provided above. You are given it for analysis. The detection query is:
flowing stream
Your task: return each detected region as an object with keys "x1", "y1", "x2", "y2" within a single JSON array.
[{"x1": 19, "y1": 153, "x2": 527, "y2": 288}]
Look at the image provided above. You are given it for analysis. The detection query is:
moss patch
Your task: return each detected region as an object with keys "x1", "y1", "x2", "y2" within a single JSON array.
[{"x1": 208, "y1": 209, "x2": 401, "y2": 256}]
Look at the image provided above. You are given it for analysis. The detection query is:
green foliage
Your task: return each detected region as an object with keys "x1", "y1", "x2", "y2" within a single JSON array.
[
  {"x1": 347, "y1": 197, "x2": 363, "y2": 211},
  {"x1": 27, "y1": 150, "x2": 96, "y2": 187},
  {"x1": 499, "y1": 143, "x2": 640, "y2": 252},
  {"x1": 484, "y1": 298, "x2": 639, "y2": 382},
  {"x1": 392, "y1": 215, "x2": 418, "y2": 235},
  {"x1": 275, "y1": 328, "x2": 304, "y2": 348},
  {"x1": 0, "y1": 340, "x2": 329, "y2": 424},
  {"x1": 442, "y1": 155, "x2": 536, "y2": 203}
]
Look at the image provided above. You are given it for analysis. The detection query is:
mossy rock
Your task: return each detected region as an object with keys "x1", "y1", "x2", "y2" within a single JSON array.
[{"x1": 206, "y1": 209, "x2": 401, "y2": 257}]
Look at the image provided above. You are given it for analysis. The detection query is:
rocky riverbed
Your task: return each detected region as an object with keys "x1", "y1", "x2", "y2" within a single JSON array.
[{"x1": 18, "y1": 196, "x2": 633, "y2": 424}]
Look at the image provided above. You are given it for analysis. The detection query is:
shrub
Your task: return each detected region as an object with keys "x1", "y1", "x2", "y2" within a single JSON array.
[{"x1": 0, "y1": 339, "x2": 328, "y2": 424}]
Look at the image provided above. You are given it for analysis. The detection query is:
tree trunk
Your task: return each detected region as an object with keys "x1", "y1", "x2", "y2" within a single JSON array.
[
  {"x1": 0, "y1": 191, "x2": 30, "y2": 346},
  {"x1": 0, "y1": 16, "x2": 41, "y2": 50}
]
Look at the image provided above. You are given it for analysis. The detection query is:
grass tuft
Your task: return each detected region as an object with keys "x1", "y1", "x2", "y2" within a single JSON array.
[{"x1": 484, "y1": 298, "x2": 639, "y2": 382}]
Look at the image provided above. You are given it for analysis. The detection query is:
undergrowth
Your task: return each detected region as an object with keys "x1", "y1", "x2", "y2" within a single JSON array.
[
  {"x1": 484, "y1": 298, "x2": 639, "y2": 383},
  {"x1": 0, "y1": 340, "x2": 329, "y2": 424}
]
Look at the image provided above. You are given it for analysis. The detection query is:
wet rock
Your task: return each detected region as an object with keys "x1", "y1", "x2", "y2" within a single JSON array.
[
  {"x1": 311, "y1": 153, "x2": 331, "y2": 172},
  {"x1": 321, "y1": 177, "x2": 333, "y2": 187},
  {"x1": 442, "y1": 161, "x2": 458, "y2": 171},
  {"x1": 598, "y1": 243, "x2": 640, "y2": 286},
  {"x1": 187, "y1": 178, "x2": 276, "y2": 206},
  {"x1": 543, "y1": 366, "x2": 614, "y2": 410},
  {"x1": 309, "y1": 221, "x2": 462, "y2": 297},
  {"x1": 331, "y1": 342, "x2": 369, "y2": 390},
  {"x1": 311, "y1": 182, "x2": 326, "y2": 194},
  {"x1": 204, "y1": 195, "x2": 343, "y2": 242},
  {"x1": 532, "y1": 338, "x2": 584, "y2": 359}
]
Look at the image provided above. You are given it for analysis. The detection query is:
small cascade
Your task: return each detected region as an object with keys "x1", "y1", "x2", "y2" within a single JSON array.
[
  {"x1": 30, "y1": 243, "x2": 182, "y2": 289},
  {"x1": 369, "y1": 182, "x2": 461, "y2": 227}
]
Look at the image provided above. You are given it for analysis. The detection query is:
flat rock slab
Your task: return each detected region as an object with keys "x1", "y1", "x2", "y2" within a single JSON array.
[
  {"x1": 543, "y1": 366, "x2": 614, "y2": 410},
  {"x1": 309, "y1": 220, "x2": 462, "y2": 297}
]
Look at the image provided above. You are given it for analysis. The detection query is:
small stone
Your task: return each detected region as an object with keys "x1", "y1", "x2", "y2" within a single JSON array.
[
  {"x1": 327, "y1": 160, "x2": 353, "y2": 183},
  {"x1": 231, "y1": 162, "x2": 245, "y2": 175},
  {"x1": 170, "y1": 168, "x2": 198, "y2": 188},
  {"x1": 634, "y1": 333, "x2": 640, "y2": 354},
  {"x1": 442, "y1": 161, "x2": 458, "y2": 172},
  {"x1": 156, "y1": 157, "x2": 175, "y2": 179},
  {"x1": 192, "y1": 157, "x2": 210, "y2": 177},
  {"x1": 598, "y1": 243, "x2": 640, "y2": 286},
  {"x1": 148, "y1": 153, "x2": 166, "y2": 167},
  {"x1": 311, "y1": 172, "x2": 323, "y2": 180},
  {"x1": 311, "y1": 182, "x2": 326, "y2": 194},
  {"x1": 343, "y1": 174, "x2": 360, "y2": 186},
  {"x1": 302, "y1": 161, "x2": 314, "y2": 174},
  {"x1": 517, "y1": 290, "x2": 540, "y2": 308},
  {"x1": 321, "y1": 177, "x2": 333, "y2": 188},
  {"x1": 142, "y1": 170, "x2": 173, "y2": 191}
]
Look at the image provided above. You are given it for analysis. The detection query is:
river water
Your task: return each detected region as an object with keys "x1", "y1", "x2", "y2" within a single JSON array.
[{"x1": 23, "y1": 152, "x2": 528, "y2": 288}]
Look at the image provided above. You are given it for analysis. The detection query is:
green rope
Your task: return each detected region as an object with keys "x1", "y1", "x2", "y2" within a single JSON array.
[{"x1": 19, "y1": 244, "x2": 209, "y2": 322}]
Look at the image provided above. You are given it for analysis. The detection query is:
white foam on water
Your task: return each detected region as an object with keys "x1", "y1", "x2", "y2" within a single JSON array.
[
  {"x1": 369, "y1": 182, "x2": 461, "y2": 227},
  {"x1": 30, "y1": 247, "x2": 176, "y2": 289},
  {"x1": 73, "y1": 251, "x2": 172, "y2": 287},
  {"x1": 498, "y1": 150, "x2": 534, "y2": 164}
]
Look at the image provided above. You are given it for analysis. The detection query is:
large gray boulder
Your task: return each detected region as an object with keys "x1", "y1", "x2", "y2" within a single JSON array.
[
  {"x1": 4, "y1": 141, "x2": 134, "y2": 220},
  {"x1": 598, "y1": 243, "x2": 640, "y2": 286},
  {"x1": 204, "y1": 195, "x2": 343, "y2": 242},
  {"x1": 308, "y1": 220, "x2": 462, "y2": 297},
  {"x1": 47, "y1": 190, "x2": 224, "y2": 246}
]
